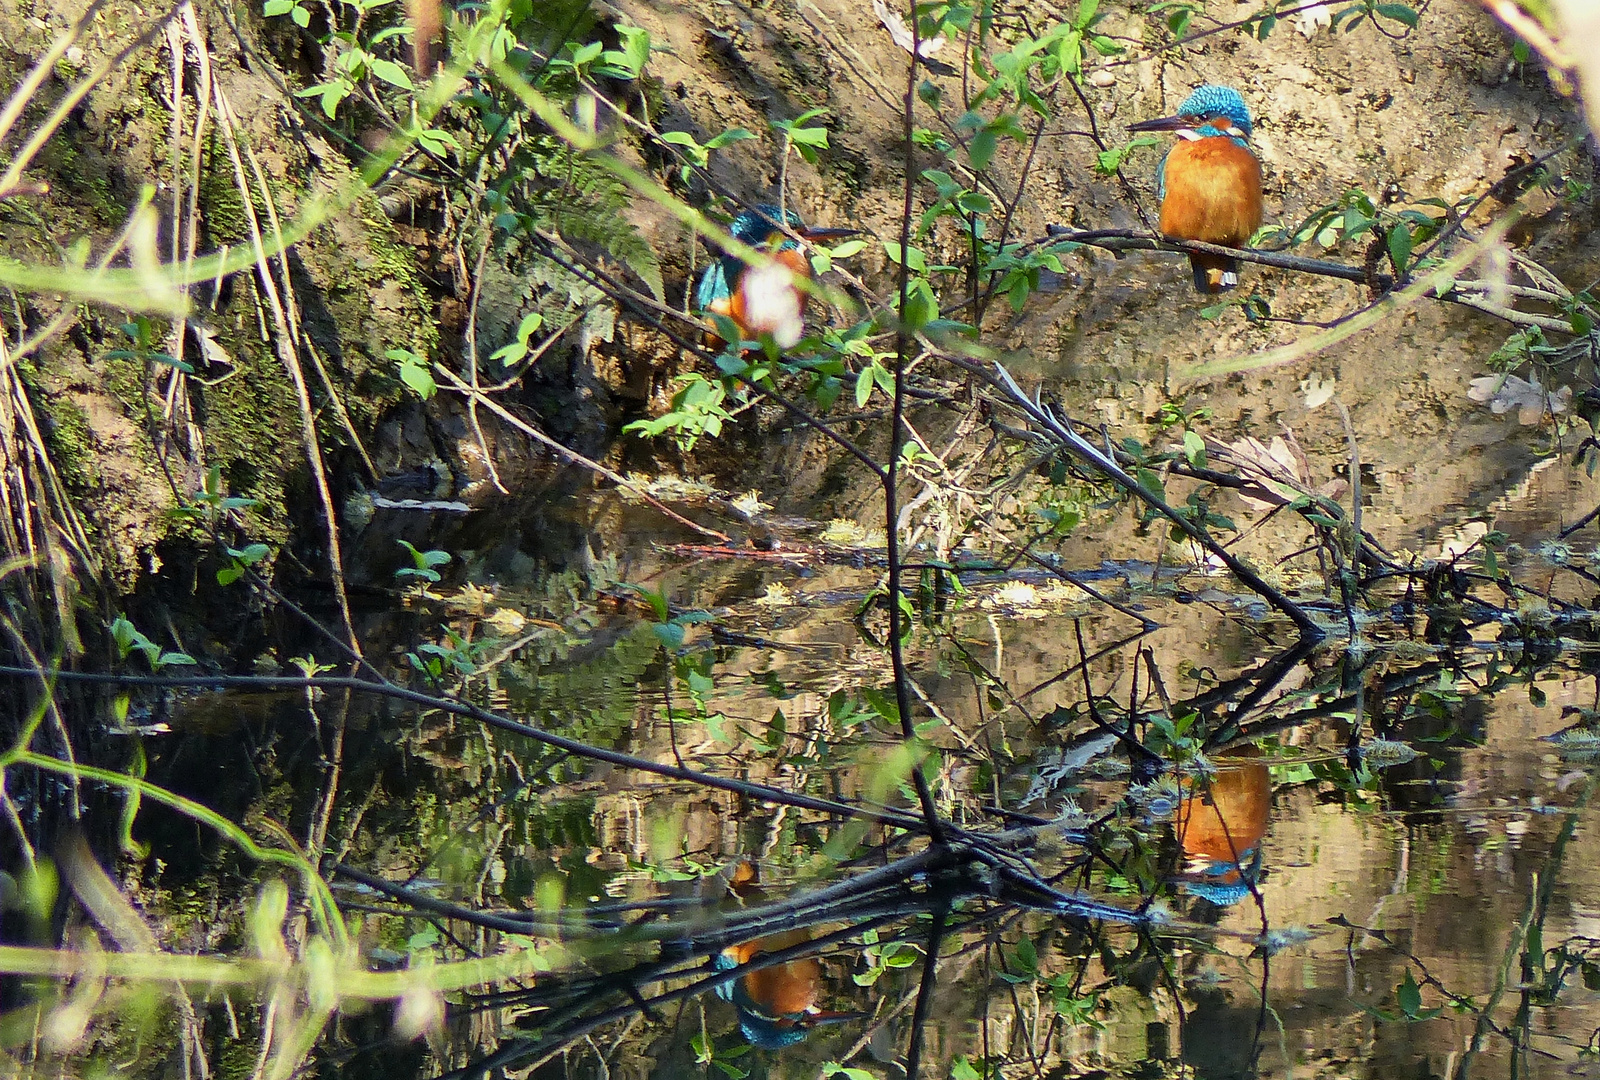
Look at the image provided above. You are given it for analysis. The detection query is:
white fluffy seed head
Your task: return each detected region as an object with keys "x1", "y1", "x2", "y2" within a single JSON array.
[{"x1": 741, "y1": 262, "x2": 805, "y2": 349}]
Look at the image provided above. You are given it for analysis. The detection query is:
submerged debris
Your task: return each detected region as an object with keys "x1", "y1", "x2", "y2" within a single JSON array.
[
  {"x1": 1466, "y1": 374, "x2": 1571, "y2": 425},
  {"x1": 1362, "y1": 738, "x2": 1419, "y2": 768}
]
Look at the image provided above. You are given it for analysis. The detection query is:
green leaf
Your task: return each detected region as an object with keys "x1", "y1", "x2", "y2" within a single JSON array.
[
  {"x1": 236, "y1": 543, "x2": 271, "y2": 564},
  {"x1": 390, "y1": 348, "x2": 436, "y2": 399},
  {"x1": 787, "y1": 126, "x2": 830, "y2": 149},
  {"x1": 369, "y1": 57, "x2": 414, "y2": 89},
  {"x1": 952, "y1": 1057, "x2": 982, "y2": 1080},
  {"x1": 263, "y1": 0, "x2": 293, "y2": 14},
  {"x1": 710, "y1": 314, "x2": 744, "y2": 347},
  {"x1": 622, "y1": 584, "x2": 670, "y2": 622},
  {"x1": 901, "y1": 279, "x2": 938, "y2": 331},
  {"x1": 969, "y1": 128, "x2": 998, "y2": 171},
  {"x1": 316, "y1": 80, "x2": 347, "y2": 118},
  {"x1": 1374, "y1": 3, "x2": 1419, "y2": 27},
  {"x1": 956, "y1": 191, "x2": 992, "y2": 215},
  {"x1": 1397, "y1": 971, "x2": 1422, "y2": 1015},
  {"x1": 291, "y1": 3, "x2": 310, "y2": 26},
  {"x1": 881, "y1": 241, "x2": 927, "y2": 272},
  {"x1": 705, "y1": 127, "x2": 756, "y2": 150},
  {"x1": 856, "y1": 363, "x2": 878, "y2": 408},
  {"x1": 1387, "y1": 226, "x2": 1412, "y2": 275},
  {"x1": 416, "y1": 128, "x2": 461, "y2": 155}
]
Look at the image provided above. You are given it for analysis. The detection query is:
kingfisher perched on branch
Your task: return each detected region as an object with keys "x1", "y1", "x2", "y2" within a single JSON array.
[
  {"x1": 712, "y1": 859, "x2": 866, "y2": 1048},
  {"x1": 696, "y1": 205, "x2": 856, "y2": 349},
  {"x1": 1128, "y1": 85, "x2": 1264, "y2": 293}
]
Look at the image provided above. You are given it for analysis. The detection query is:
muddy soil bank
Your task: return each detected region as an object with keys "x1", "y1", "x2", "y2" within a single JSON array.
[{"x1": 1, "y1": 0, "x2": 1595, "y2": 629}]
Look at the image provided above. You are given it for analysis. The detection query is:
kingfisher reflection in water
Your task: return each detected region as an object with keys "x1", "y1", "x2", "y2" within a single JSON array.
[
  {"x1": 713, "y1": 860, "x2": 867, "y2": 1049},
  {"x1": 1173, "y1": 763, "x2": 1271, "y2": 906}
]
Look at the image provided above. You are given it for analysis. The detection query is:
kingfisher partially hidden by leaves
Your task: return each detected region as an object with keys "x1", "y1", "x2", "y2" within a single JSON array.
[
  {"x1": 712, "y1": 859, "x2": 866, "y2": 1048},
  {"x1": 1128, "y1": 85, "x2": 1264, "y2": 293},
  {"x1": 696, "y1": 205, "x2": 856, "y2": 350}
]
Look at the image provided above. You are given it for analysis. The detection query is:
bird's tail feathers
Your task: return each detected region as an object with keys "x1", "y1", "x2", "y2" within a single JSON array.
[{"x1": 1188, "y1": 253, "x2": 1240, "y2": 293}]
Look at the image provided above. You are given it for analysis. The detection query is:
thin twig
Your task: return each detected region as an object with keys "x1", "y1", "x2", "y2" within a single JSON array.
[{"x1": 888, "y1": 9, "x2": 948, "y2": 843}]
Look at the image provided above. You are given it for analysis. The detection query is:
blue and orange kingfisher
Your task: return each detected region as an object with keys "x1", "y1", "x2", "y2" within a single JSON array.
[
  {"x1": 712, "y1": 859, "x2": 866, "y2": 1048},
  {"x1": 696, "y1": 205, "x2": 856, "y2": 349},
  {"x1": 1128, "y1": 85, "x2": 1264, "y2": 294}
]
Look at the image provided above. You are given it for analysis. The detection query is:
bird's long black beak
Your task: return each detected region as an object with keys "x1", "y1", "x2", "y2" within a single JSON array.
[
  {"x1": 798, "y1": 226, "x2": 861, "y2": 241},
  {"x1": 1126, "y1": 114, "x2": 1194, "y2": 133},
  {"x1": 801, "y1": 1008, "x2": 872, "y2": 1028}
]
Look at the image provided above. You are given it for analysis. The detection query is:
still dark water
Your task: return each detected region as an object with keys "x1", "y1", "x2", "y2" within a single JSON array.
[{"x1": 183, "y1": 523, "x2": 1595, "y2": 1080}]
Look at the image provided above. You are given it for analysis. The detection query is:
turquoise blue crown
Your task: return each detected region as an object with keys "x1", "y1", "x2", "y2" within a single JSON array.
[{"x1": 1176, "y1": 84, "x2": 1253, "y2": 137}]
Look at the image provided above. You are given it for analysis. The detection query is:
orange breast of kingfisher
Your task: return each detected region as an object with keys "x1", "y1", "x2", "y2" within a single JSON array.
[
  {"x1": 1175, "y1": 764, "x2": 1270, "y2": 869},
  {"x1": 740, "y1": 957, "x2": 821, "y2": 1017},
  {"x1": 1159, "y1": 136, "x2": 1264, "y2": 248},
  {"x1": 724, "y1": 927, "x2": 820, "y2": 1016}
]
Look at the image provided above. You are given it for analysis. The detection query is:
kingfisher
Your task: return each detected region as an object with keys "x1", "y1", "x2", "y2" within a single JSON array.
[
  {"x1": 1173, "y1": 763, "x2": 1270, "y2": 906},
  {"x1": 712, "y1": 859, "x2": 866, "y2": 1048},
  {"x1": 1128, "y1": 85, "x2": 1264, "y2": 293},
  {"x1": 696, "y1": 205, "x2": 856, "y2": 349}
]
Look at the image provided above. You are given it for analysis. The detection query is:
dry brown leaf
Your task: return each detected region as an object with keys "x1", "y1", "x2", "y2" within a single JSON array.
[{"x1": 872, "y1": 0, "x2": 946, "y2": 57}]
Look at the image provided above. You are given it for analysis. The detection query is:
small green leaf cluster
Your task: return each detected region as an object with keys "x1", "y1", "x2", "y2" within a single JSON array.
[
  {"x1": 389, "y1": 348, "x2": 435, "y2": 400},
  {"x1": 658, "y1": 128, "x2": 755, "y2": 185},
  {"x1": 998, "y1": 935, "x2": 1106, "y2": 1024},
  {"x1": 1198, "y1": 292, "x2": 1272, "y2": 322},
  {"x1": 692, "y1": 1031, "x2": 751, "y2": 1079},
  {"x1": 405, "y1": 626, "x2": 489, "y2": 680},
  {"x1": 1112, "y1": 435, "x2": 1234, "y2": 537},
  {"x1": 1148, "y1": 0, "x2": 1418, "y2": 43},
  {"x1": 110, "y1": 616, "x2": 196, "y2": 672},
  {"x1": 396, "y1": 539, "x2": 452, "y2": 583},
  {"x1": 772, "y1": 107, "x2": 832, "y2": 165},
  {"x1": 284, "y1": 0, "x2": 417, "y2": 120},
  {"x1": 169, "y1": 466, "x2": 270, "y2": 586},
  {"x1": 106, "y1": 316, "x2": 190, "y2": 373},
  {"x1": 1278, "y1": 188, "x2": 1453, "y2": 279},
  {"x1": 1362, "y1": 970, "x2": 1443, "y2": 1023},
  {"x1": 1094, "y1": 134, "x2": 1161, "y2": 177},
  {"x1": 621, "y1": 373, "x2": 733, "y2": 453},
  {"x1": 1330, "y1": 0, "x2": 1421, "y2": 34},
  {"x1": 627, "y1": 585, "x2": 727, "y2": 738},
  {"x1": 854, "y1": 927, "x2": 920, "y2": 986},
  {"x1": 544, "y1": 25, "x2": 651, "y2": 81}
]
